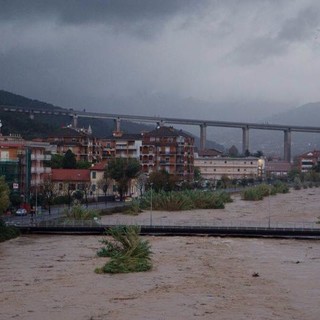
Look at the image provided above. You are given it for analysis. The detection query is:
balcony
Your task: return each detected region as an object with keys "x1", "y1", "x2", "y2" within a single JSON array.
[
  {"x1": 31, "y1": 167, "x2": 51, "y2": 174},
  {"x1": 31, "y1": 154, "x2": 51, "y2": 161}
]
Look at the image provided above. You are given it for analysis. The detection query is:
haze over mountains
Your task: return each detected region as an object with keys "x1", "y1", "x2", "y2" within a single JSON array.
[{"x1": 0, "y1": 89, "x2": 319, "y2": 157}]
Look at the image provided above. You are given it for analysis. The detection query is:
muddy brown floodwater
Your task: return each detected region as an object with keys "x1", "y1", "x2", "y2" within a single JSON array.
[{"x1": 1, "y1": 188, "x2": 320, "y2": 320}]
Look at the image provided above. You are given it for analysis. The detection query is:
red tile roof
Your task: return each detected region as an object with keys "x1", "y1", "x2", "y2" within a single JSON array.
[
  {"x1": 90, "y1": 161, "x2": 107, "y2": 171},
  {"x1": 51, "y1": 169, "x2": 90, "y2": 182}
]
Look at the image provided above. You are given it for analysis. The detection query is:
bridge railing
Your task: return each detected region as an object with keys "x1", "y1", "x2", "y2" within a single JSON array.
[{"x1": 6, "y1": 217, "x2": 320, "y2": 230}]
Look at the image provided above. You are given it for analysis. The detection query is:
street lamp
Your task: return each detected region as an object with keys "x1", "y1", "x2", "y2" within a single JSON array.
[
  {"x1": 35, "y1": 185, "x2": 38, "y2": 215},
  {"x1": 268, "y1": 185, "x2": 271, "y2": 228},
  {"x1": 150, "y1": 183, "x2": 153, "y2": 226}
]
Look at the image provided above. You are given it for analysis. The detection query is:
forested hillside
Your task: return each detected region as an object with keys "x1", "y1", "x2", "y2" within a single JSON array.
[
  {"x1": 0, "y1": 89, "x2": 224, "y2": 150},
  {"x1": 0, "y1": 90, "x2": 159, "y2": 139}
]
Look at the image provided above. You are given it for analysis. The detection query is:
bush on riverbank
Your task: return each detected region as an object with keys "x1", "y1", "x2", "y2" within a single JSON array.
[
  {"x1": 63, "y1": 204, "x2": 100, "y2": 221},
  {"x1": 0, "y1": 219, "x2": 20, "y2": 242},
  {"x1": 241, "y1": 182, "x2": 289, "y2": 201},
  {"x1": 95, "y1": 226, "x2": 152, "y2": 274},
  {"x1": 134, "y1": 190, "x2": 232, "y2": 212}
]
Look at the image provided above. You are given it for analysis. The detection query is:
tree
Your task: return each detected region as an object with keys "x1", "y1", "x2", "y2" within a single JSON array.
[
  {"x1": 148, "y1": 170, "x2": 178, "y2": 192},
  {"x1": 253, "y1": 150, "x2": 264, "y2": 158},
  {"x1": 0, "y1": 176, "x2": 10, "y2": 214},
  {"x1": 228, "y1": 145, "x2": 239, "y2": 157},
  {"x1": 97, "y1": 176, "x2": 112, "y2": 203},
  {"x1": 136, "y1": 173, "x2": 147, "y2": 196},
  {"x1": 62, "y1": 150, "x2": 77, "y2": 169},
  {"x1": 194, "y1": 167, "x2": 202, "y2": 181},
  {"x1": 50, "y1": 154, "x2": 64, "y2": 169},
  {"x1": 244, "y1": 149, "x2": 251, "y2": 157},
  {"x1": 76, "y1": 160, "x2": 91, "y2": 169},
  {"x1": 105, "y1": 158, "x2": 140, "y2": 201},
  {"x1": 81, "y1": 182, "x2": 92, "y2": 207},
  {"x1": 41, "y1": 177, "x2": 56, "y2": 214},
  {"x1": 287, "y1": 168, "x2": 300, "y2": 182}
]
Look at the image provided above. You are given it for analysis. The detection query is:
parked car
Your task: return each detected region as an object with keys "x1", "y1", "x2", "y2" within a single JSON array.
[{"x1": 15, "y1": 208, "x2": 27, "y2": 216}]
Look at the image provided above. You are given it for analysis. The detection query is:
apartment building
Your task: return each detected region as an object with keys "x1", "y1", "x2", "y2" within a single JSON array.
[
  {"x1": 0, "y1": 134, "x2": 52, "y2": 199},
  {"x1": 140, "y1": 126, "x2": 194, "y2": 180},
  {"x1": 100, "y1": 133, "x2": 143, "y2": 160},
  {"x1": 45, "y1": 127, "x2": 100, "y2": 163},
  {"x1": 297, "y1": 150, "x2": 320, "y2": 173},
  {"x1": 194, "y1": 156, "x2": 264, "y2": 181}
]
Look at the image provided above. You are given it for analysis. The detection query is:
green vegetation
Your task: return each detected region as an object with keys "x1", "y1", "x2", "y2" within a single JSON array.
[
  {"x1": 0, "y1": 176, "x2": 10, "y2": 214},
  {"x1": 62, "y1": 150, "x2": 77, "y2": 169},
  {"x1": 132, "y1": 189, "x2": 232, "y2": 212},
  {"x1": 147, "y1": 170, "x2": 180, "y2": 192},
  {"x1": 105, "y1": 158, "x2": 140, "y2": 201},
  {"x1": 95, "y1": 226, "x2": 152, "y2": 274},
  {"x1": 63, "y1": 204, "x2": 100, "y2": 221},
  {"x1": 0, "y1": 220, "x2": 20, "y2": 242},
  {"x1": 241, "y1": 182, "x2": 289, "y2": 201}
]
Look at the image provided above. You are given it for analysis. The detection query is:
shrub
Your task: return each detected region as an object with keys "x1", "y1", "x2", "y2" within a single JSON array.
[
  {"x1": 137, "y1": 189, "x2": 232, "y2": 211},
  {"x1": 293, "y1": 177, "x2": 302, "y2": 190},
  {"x1": 123, "y1": 199, "x2": 142, "y2": 215},
  {"x1": 241, "y1": 182, "x2": 289, "y2": 201},
  {"x1": 53, "y1": 195, "x2": 70, "y2": 205},
  {"x1": 241, "y1": 187, "x2": 264, "y2": 201},
  {"x1": 273, "y1": 181, "x2": 289, "y2": 194},
  {"x1": 256, "y1": 184, "x2": 271, "y2": 197},
  {"x1": 0, "y1": 220, "x2": 20, "y2": 242},
  {"x1": 63, "y1": 204, "x2": 100, "y2": 220},
  {"x1": 96, "y1": 226, "x2": 152, "y2": 274}
]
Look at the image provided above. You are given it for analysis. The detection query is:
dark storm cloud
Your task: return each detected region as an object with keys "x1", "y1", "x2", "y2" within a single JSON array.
[
  {"x1": 278, "y1": 6, "x2": 320, "y2": 42},
  {"x1": 228, "y1": 3, "x2": 320, "y2": 65},
  {"x1": 0, "y1": 0, "x2": 209, "y2": 38},
  {"x1": 1, "y1": 0, "x2": 320, "y2": 120}
]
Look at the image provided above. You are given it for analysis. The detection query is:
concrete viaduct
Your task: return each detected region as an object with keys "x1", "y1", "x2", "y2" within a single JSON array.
[{"x1": 2, "y1": 105, "x2": 320, "y2": 161}]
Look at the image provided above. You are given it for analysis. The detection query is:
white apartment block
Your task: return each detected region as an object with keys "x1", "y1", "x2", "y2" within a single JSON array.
[{"x1": 194, "y1": 157, "x2": 264, "y2": 181}]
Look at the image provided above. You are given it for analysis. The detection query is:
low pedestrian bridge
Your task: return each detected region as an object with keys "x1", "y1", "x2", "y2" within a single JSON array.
[{"x1": 9, "y1": 219, "x2": 320, "y2": 239}]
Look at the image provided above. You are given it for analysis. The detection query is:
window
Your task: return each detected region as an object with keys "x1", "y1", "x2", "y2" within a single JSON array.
[
  {"x1": 92, "y1": 184, "x2": 96, "y2": 192},
  {"x1": 92, "y1": 171, "x2": 96, "y2": 179},
  {"x1": 0, "y1": 151, "x2": 9, "y2": 160},
  {"x1": 69, "y1": 183, "x2": 76, "y2": 191}
]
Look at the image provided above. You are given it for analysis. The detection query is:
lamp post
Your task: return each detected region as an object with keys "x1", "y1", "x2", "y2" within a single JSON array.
[
  {"x1": 35, "y1": 185, "x2": 38, "y2": 215},
  {"x1": 268, "y1": 185, "x2": 271, "y2": 228},
  {"x1": 150, "y1": 183, "x2": 153, "y2": 226}
]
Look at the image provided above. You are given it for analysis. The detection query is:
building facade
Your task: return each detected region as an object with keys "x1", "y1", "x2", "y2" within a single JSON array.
[
  {"x1": 297, "y1": 150, "x2": 320, "y2": 173},
  {"x1": 0, "y1": 134, "x2": 52, "y2": 200},
  {"x1": 99, "y1": 133, "x2": 143, "y2": 160},
  {"x1": 140, "y1": 126, "x2": 194, "y2": 180},
  {"x1": 194, "y1": 156, "x2": 264, "y2": 181},
  {"x1": 45, "y1": 127, "x2": 100, "y2": 163}
]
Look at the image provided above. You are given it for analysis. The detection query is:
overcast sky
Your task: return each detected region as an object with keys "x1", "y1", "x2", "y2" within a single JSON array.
[{"x1": 1, "y1": 0, "x2": 320, "y2": 121}]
